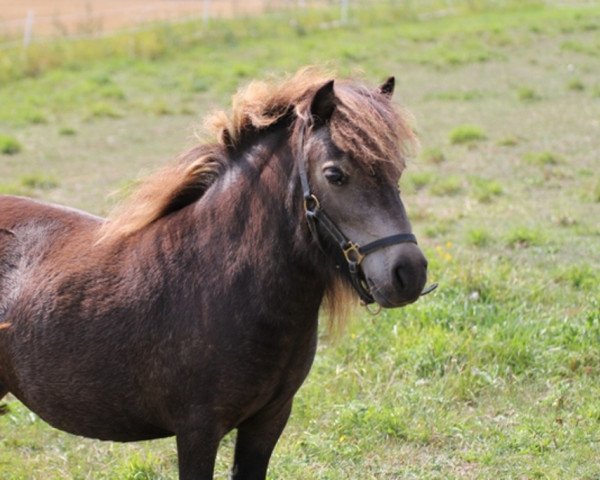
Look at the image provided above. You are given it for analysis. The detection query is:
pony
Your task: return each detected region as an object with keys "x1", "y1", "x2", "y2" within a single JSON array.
[{"x1": 0, "y1": 68, "x2": 430, "y2": 479}]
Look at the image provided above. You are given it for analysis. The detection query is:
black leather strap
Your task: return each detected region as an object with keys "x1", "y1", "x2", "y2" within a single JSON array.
[
  {"x1": 297, "y1": 122, "x2": 313, "y2": 201},
  {"x1": 359, "y1": 233, "x2": 417, "y2": 256},
  {"x1": 307, "y1": 209, "x2": 348, "y2": 250}
]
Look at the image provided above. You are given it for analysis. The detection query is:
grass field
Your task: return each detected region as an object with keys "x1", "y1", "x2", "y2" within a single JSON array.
[{"x1": 1, "y1": 1, "x2": 600, "y2": 478}]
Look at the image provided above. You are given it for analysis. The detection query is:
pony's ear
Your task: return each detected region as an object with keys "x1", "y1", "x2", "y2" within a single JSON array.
[
  {"x1": 310, "y1": 80, "x2": 336, "y2": 125},
  {"x1": 379, "y1": 76, "x2": 395, "y2": 99}
]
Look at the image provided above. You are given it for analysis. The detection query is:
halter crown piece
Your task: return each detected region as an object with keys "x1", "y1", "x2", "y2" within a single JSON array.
[{"x1": 297, "y1": 120, "x2": 437, "y2": 305}]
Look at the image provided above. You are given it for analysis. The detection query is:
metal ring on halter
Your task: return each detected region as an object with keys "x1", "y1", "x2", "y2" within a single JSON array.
[
  {"x1": 363, "y1": 302, "x2": 382, "y2": 315},
  {"x1": 303, "y1": 194, "x2": 320, "y2": 214}
]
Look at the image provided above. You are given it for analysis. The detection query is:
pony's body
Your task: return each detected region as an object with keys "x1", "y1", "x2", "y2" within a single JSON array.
[
  {"x1": 0, "y1": 126, "x2": 318, "y2": 440},
  {"x1": 0, "y1": 70, "x2": 429, "y2": 479}
]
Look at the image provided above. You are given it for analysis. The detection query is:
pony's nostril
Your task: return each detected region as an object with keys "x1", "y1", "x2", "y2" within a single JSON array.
[
  {"x1": 395, "y1": 267, "x2": 406, "y2": 291},
  {"x1": 394, "y1": 255, "x2": 427, "y2": 300}
]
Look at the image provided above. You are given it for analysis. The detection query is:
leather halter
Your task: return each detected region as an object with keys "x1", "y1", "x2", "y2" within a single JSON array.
[{"x1": 297, "y1": 121, "x2": 435, "y2": 305}]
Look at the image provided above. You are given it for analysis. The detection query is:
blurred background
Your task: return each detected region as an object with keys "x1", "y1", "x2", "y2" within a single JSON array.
[{"x1": 1, "y1": 1, "x2": 322, "y2": 44}]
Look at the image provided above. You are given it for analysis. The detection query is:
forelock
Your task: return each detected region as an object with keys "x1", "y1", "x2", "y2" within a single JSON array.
[{"x1": 328, "y1": 83, "x2": 416, "y2": 176}]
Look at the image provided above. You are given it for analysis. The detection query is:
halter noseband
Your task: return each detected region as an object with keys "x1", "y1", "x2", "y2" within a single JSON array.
[{"x1": 297, "y1": 121, "x2": 436, "y2": 305}]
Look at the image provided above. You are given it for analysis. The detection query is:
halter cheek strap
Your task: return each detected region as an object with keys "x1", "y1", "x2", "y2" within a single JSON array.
[{"x1": 297, "y1": 121, "x2": 436, "y2": 305}]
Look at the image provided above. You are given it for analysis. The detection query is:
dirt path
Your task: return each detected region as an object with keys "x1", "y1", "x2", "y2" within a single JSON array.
[{"x1": 0, "y1": 0, "x2": 271, "y2": 39}]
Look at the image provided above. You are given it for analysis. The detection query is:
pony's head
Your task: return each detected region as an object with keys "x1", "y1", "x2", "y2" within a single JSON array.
[{"x1": 297, "y1": 75, "x2": 429, "y2": 308}]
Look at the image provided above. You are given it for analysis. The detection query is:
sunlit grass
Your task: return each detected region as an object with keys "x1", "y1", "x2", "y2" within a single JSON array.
[
  {"x1": 0, "y1": 135, "x2": 22, "y2": 155},
  {"x1": 420, "y1": 147, "x2": 446, "y2": 165},
  {"x1": 523, "y1": 151, "x2": 563, "y2": 166},
  {"x1": 516, "y1": 85, "x2": 541, "y2": 101},
  {"x1": 449, "y1": 124, "x2": 487, "y2": 145}
]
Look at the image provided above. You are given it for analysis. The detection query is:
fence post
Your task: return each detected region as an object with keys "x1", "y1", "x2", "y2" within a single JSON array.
[
  {"x1": 23, "y1": 10, "x2": 34, "y2": 47},
  {"x1": 203, "y1": 0, "x2": 211, "y2": 25},
  {"x1": 340, "y1": 0, "x2": 348, "y2": 24}
]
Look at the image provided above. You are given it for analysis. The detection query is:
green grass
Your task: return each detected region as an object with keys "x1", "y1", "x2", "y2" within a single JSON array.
[
  {"x1": 497, "y1": 136, "x2": 520, "y2": 147},
  {"x1": 19, "y1": 173, "x2": 59, "y2": 191},
  {"x1": 420, "y1": 147, "x2": 446, "y2": 164},
  {"x1": 430, "y1": 175, "x2": 464, "y2": 196},
  {"x1": 85, "y1": 102, "x2": 124, "y2": 120},
  {"x1": 523, "y1": 151, "x2": 563, "y2": 166},
  {"x1": 555, "y1": 264, "x2": 600, "y2": 291},
  {"x1": 404, "y1": 171, "x2": 436, "y2": 192},
  {"x1": 469, "y1": 176, "x2": 503, "y2": 203},
  {"x1": 113, "y1": 454, "x2": 165, "y2": 480},
  {"x1": 58, "y1": 126, "x2": 77, "y2": 136},
  {"x1": 466, "y1": 227, "x2": 493, "y2": 247},
  {"x1": 516, "y1": 85, "x2": 541, "y2": 101},
  {"x1": 0, "y1": 135, "x2": 22, "y2": 155},
  {"x1": 449, "y1": 124, "x2": 487, "y2": 145},
  {"x1": 424, "y1": 220, "x2": 453, "y2": 238},
  {"x1": 0, "y1": 183, "x2": 28, "y2": 196},
  {"x1": 1, "y1": 1, "x2": 600, "y2": 478},
  {"x1": 0, "y1": 174, "x2": 59, "y2": 197},
  {"x1": 425, "y1": 89, "x2": 487, "y2": 101},
  {"x1": 505, "y1": 226, "x2": 545, "y2": 248},
  {"x1": 567, "y1": 78, "x2": 585, "y2": 91}
]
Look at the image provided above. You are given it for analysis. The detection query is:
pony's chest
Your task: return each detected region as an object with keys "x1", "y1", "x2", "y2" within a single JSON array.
[{"x1": 170, "y1": 324, "x2": 319, "y2": 424}]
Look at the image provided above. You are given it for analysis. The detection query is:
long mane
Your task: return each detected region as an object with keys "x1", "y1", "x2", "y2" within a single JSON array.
[
  {"x1": 98, "y1": 67, "x2": 416, "y2": 243},
  {"x1": 96, "y1": 67, "x2": 417, "y2": 330}
]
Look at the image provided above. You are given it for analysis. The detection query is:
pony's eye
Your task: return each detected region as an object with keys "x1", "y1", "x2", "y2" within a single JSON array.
[{"x1": 323, "y1": 167, "x2": 347, "y2": 186}]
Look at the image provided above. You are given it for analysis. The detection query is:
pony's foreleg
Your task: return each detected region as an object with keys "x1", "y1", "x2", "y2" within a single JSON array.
[
  {"x1": 230, "y1": 400, "x2": 293, "y2": 480},
  {"x1": 176, "y1": 427, "x2": 222, "y2": 480}
]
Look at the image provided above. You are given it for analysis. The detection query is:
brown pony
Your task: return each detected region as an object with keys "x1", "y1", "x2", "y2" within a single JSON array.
[{"x1": 0, "y1": 69, "x2": 429, "y2": 479}]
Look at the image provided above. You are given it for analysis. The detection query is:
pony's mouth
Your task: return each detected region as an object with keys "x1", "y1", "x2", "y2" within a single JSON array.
[
  {"x1": 366, "y1": 278, "x2": 409, "y2": 308},
  {"x1": 366, "y1": 278, "x2": 437, "y2": 308}
]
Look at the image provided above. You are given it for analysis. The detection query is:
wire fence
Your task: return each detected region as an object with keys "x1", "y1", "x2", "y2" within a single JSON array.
[
  {"x1": 0, "y1": 0, "x2": 350, "y2": 48},
  {"x1": 2, "y1": 0, "x2": 560, "y2": 50}
]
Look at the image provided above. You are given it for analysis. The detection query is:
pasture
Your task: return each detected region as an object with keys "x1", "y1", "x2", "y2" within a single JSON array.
[{"x1": 1, "y1": 1, "x2": 600, "y2": 478}]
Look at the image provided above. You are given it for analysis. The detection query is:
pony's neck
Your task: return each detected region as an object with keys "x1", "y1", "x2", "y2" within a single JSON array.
[{"x1": 186, "y1": 125, "x2": 327, "y2": 322}]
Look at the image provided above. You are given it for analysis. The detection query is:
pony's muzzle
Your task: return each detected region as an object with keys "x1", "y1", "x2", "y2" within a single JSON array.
[{"x1": 365, "y1": 244, "x2": 428, "y2": 308}]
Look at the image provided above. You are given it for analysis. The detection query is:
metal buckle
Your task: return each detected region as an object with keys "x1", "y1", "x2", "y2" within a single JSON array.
[
  {"x1": 342, "y1": 242, "x2": 365, "y2": 265},
  {"x1": 303, "y1": 194, "x2": 320, "y2": 214}
]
